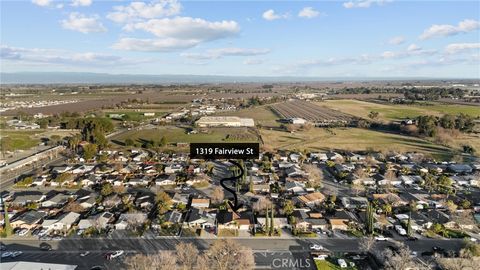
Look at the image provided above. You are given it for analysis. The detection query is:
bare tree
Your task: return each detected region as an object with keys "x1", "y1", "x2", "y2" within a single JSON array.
[
  {"x1": 253, "y1": 197, "x2": 272, "y2": 214},
  {"x1": 211, "y1": 186, "x2": 225, "y2": 205},
  {"x1": 125, "y1": 251, "x2": 176, "y2": 270},
  {"x1": 385, "y1": 170, "x2": 396, "y2": 181},
  {"x1": 352, "y1": 183, "x2": 365, "y2": 196},
  {"x1": 354, "y1": 166, "x2": 368, "y2": 179},
  {"x1": 205, "y1": 239, "x2": 255, "y2": 270},
  {"x1": 151, "y1": 251, "x2": 177, "y2": 269},
  {"x1": 359, "y1": 236, "x2": 376, "y2": 254},
  {"x1": 303, "y1": 164, "x2": 324, "y2": 188},
  {"x1": 176, "y1": 242, "x2": 199, "y2": 270},
  {"x1": 383, "y1": 243, "x2": 418, "y2": 270}
]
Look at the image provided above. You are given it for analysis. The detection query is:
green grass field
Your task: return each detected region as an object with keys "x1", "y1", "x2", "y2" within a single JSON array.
[
  {"x1": 260, "y1": 127, "x2": 454, "y2": 160},
  {"x1": 216, "y1": 105, "x2": 280, "y2": 127},
  {"x1": 319, "y1": 100, "x2": 480, "y2": 121},
  {"x1": 104, "y1": 110, "x2": 169, "y2": 121},
  {"x1": 0, "y1": 130, "x2": 41, "y2": 150},
  {"x1": 111, "y1": 126, "x2": 259, "y2": 145}
]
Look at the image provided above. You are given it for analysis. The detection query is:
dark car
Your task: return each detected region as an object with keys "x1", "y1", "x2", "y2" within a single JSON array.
[
  {"x1": 90, "y1": 266, "x2": 103, "y2": 270},
  {"x1": 407, "y1": 236, "x2": 418, "y2": 241},
  {"x1": 39, "y1": 243, "x2": 52, "y2": 251}
]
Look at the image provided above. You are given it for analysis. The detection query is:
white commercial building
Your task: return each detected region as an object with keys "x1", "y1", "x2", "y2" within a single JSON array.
[{"x1": 196, "y1": 116, "x2": 254, "y2": 127}]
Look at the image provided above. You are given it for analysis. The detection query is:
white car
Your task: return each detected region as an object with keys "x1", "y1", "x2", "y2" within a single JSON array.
[
  {"x1": 310, "y1": 244, "x2": 324, "y2": 251},
  {"x1": 80, "y1": 251, "x2": 90, "y2": 257},
  {"x1": 10, "y1": 251, "x2": 22, "y2": 258},
  {"x1": 374, "y1": 235, "x2": 389, "y2": 241},
  {"x1": 110, "y1": 250, "x2": 124, "y2": 259},
  {"x1": 338, "y1": 259, "x2": 348, "y2": 268},
  {"x1": 18, "y1": 229, "x2": 29, "y2": 236},
  {"x1": 313, "y1": 254, "x2": 328, "y2": 260},
  {"x1": 1, "y1": 252, "x2": 12, "y2": 258}
]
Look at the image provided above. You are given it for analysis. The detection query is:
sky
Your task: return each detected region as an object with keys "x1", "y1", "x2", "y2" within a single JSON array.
[{"x1": 1, "y1": 0, "x2": 479, "y2": 78}]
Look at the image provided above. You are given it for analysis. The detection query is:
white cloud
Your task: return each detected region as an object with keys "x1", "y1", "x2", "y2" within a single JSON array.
[
  {"x1": 343, "y1": 0, "x2": 391, "y2": 9},
  {"x1": 388, "y1": 36, "x2": 405, "y2": 45},
  {"x1": 181, "y1": 47, "x2": 270, "y2": 60},
  {"x1": 1, "y1": 45, "x2": 145, "y2": 66},
  {"x1": 243, "y1": 58, "x2": 264, "y2": 65},
  {"x1": 262, "y1": 9, "x2": 289, "y2": 21},
  {"x1": 381, "y1": 44, "x2": 436, "y2": 59},
  {"x1": 71, "y1": 0, "x2": 92, "y2": 7},
  {"x1": 125, "y1": 17, "x2": 239, "y2": 40},
  {"x1": 114, "y1": 17, "x2": 239, "y2": 52},
  {"x1": 445, "y1": 43, "x2": 480, "y2": 54},
  {"x1": 61, "y1": 13, "x2": 107, "y2": 33},
  {"x1": 32, "y1": 0, "x2": 52, "y2": 7},
  {"x1": 107, "y1": 0, "x2": 181, "y2": 23},
  {"x1": 112, "y1": 38, "x2": 200, "y2": 52},
  {"x1": 407, "y1": 44, "x2": 421, "y2": 52},
  {"x1": 420, "y1": 19, "x2": 480, "y2": 40},
  {"x1": 298, "y1": 7, "x2": 320, "y2": 18}
]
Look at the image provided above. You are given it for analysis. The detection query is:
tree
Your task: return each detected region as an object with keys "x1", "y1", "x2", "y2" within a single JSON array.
[
  {"x1": 368, "y1": 111, "x2": 379, "y2": 120},
  {"x1": 366, "y1": 202, "x2": 375, "y2": 235},
  {"x1": 160, "y1": 136, "x2": 167, "y2": 147},
  {"x1": 156, "y1": 191, "x2": 172, "y2": 215},
  {"x1": 50, "y1": 134, "x2": 62, "y2": 145},
  {"x1": 417, "y1": 115, "x2": 438, "y2": 137},
  {"x1": 303, "y1": 164, "x2": 323, "y2": 188},
  {"x1": 359, "y1": 236, "x2": 376, "y2": 254},
  {"x1": 406, "y1": 213, "x2": 412, "y2": 237},
  {"x1": 283, "y1": 200, "x2": 294, "y2": 216},
  {"x1": 82, "y1": 143, "x2": 98, "y2": 160},
  {"x1": 125, "y1": 138, "x2": 134, "y2": 146},
  {"x1": 101, "y1": 183, "x2": 113, "y2": 197},
  {"x1": 445, "y1": 200, "x2": 458, "y2": 213},
  {"x1": 205, "y1": 239, "x2": 255, "y2": 270},
  {"x1": 125, "y1": 251, "x2": 177, "y2": 270},
  {"x1": 382, "y1": 203, "x2": 392, "y2": 217},
  {"x1": 383, "y1": 243, "x2": 419, "y2": 270},
  {"x1": 176, "y1": 242, "x2": 199, "y2": 270},
  {"x1": 270, "y1": 205, "x2": 274, "y2": 236},
  {"x1": 211, "y1": 186, "x2": 225, "y2": 204},
  {"x1": 1, "y1": 198, "x2": 12, "y2": 236},
  {"x1": 64, "y1": 202, "x2": 85, "y2": 213},
  {"x1": 0, "y1": 137, "x2": 13, "y2": 155},
  {"x1": 253, "y1": 197, "x2": 271, "y2": 214}
]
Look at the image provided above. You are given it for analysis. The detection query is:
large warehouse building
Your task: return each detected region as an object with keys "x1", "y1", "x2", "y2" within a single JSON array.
[{"x1": 196, "y1": 116, "x2": 255, "y2": 127}]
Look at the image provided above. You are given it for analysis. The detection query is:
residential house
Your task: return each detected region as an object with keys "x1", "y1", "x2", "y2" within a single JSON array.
[
  {"x1": 191, "y1": 198, "x2": 210, "y2": 209},
  {"x1": 11, "y1": 211, "x2": 47, "y2": 229},
  {"x1": 114, "y1": 213, "x2": 148, "y2": 230},
  {"x1": 184, "y1": 208, "x2": 216, "y2": 229},
  {"x1": 293, "y1": 192, "x2": 325, "y2": 207}
]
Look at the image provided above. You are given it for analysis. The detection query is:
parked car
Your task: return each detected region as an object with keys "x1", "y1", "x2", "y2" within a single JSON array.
[
  {"x1": 80, "y1": 251, "x2": 90, "y2": 257},
  {"x1": 337, "y1": 259, "x2": 348, "y2": 268},
  {"x1": 310, "y1": 244, "x2": 324, "y2": 251},
  {"x1": 10, "y1": 251, "x2": 22, "y2": 258},
  {"x1": 18, "y1": 229, "x2": 29, "y2": 236},
  {"x1": 374, "y1": 235, "x2": 389, "y2": 241},
  {"x1": 39, "y1": 243, "x2": 52, "y2": 251},
  {"x1": 1, "y1": 252, "x2": 12, "y2": 258},
  {"x1": 105, "y1": 250, "x2": 124, "y2": 260}
]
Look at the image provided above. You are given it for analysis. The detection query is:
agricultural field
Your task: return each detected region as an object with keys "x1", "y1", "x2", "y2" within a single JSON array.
[
  {"x1": 319, "y1": 100, "x2": 480, "y2": 121},
  {"x1": 216, "y1": 105, "x2": 280, "y2": 127},
  {"x1": 270, "y1": 101, "x2": 351, "y2": 124},
  {"x1": 111, "y1": 126, "x2": 259, "y2": 147},
  {"x1": 260, "y1": 127, "x2": 455, "y2": 160},
  {"x1": 0, "y1": 129, "x2": 80, "y2": 151},
  {"x1": 103, "y1": 110, "x2": 170, "y2": 121}
]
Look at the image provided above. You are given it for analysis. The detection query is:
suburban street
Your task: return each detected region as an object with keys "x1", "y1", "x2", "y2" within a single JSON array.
[{"x1": 1, "y1": 238, "x2": 465, "y2": 269}]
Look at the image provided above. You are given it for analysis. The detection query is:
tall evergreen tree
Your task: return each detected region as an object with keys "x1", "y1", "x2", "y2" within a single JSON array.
[
  {"x1": 270, "y1": 205, "x2": 274, "y2": 236},
  {"x1": 407, "y1": 212, "x2": 412, "y2": 237},
  {"x1": 2, "y1": 197, "x2": 12, "y2": 236},
  {"x1": 265, "y1": 207, "x2": 269, "y2": 233},
  {"x1": 366, "y1": 201, "x2": 374, "y2": 235}
]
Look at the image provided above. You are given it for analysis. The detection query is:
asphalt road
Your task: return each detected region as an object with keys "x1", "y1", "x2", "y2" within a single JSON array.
[{"x1": 1, "y1": 238, "x2": 465, "y2": 270}]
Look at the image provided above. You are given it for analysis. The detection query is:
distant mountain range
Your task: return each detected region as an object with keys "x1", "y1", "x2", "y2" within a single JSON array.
[{"x1": 0, "y1": 72, "x2": 472, "y2": 84}]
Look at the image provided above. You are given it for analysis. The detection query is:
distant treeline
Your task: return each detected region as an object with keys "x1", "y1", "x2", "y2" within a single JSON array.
[{"x1": 335, "y1": 87, "x2": 467, "y2": 100}]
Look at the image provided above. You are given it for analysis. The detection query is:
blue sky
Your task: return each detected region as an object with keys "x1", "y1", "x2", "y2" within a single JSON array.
[{"x1": 1, "y1": 0, "x2": 479, "y2": 78}]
